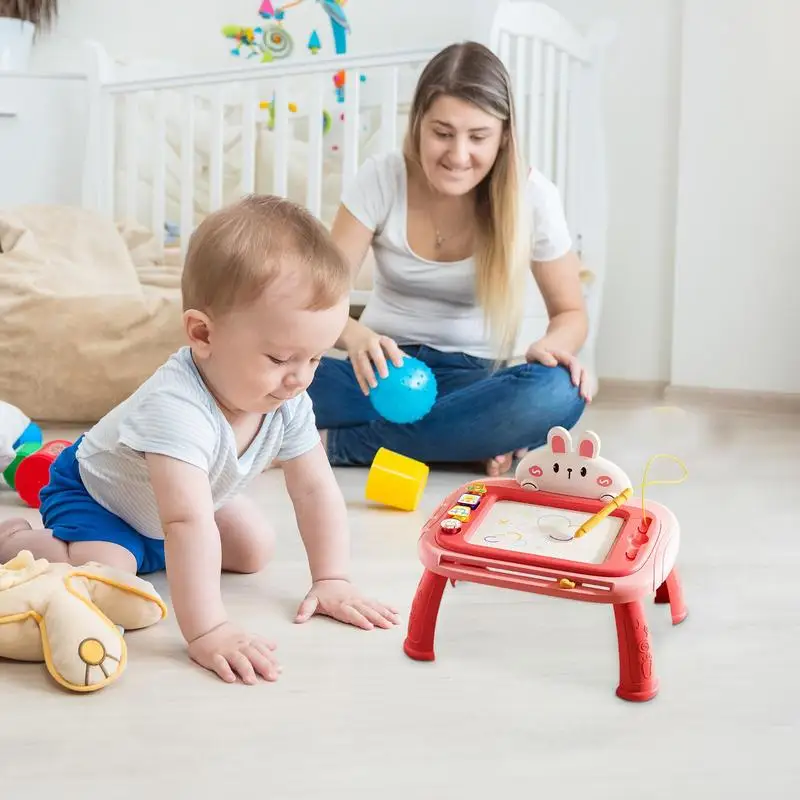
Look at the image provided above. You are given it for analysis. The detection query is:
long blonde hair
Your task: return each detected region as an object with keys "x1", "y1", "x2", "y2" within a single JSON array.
[{"x1": 403, "y1": 41, "x2": 530, "y2": 357}]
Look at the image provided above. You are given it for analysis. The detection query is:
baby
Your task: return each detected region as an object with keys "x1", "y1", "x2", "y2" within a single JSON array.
[{"x1": 0, "y1": 195, "x2": 399, "y2": 684}]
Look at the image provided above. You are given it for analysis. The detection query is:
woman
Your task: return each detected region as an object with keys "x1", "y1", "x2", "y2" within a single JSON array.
[{"x1": 308, "y1": 41, "x2": 591, "y2": 476}]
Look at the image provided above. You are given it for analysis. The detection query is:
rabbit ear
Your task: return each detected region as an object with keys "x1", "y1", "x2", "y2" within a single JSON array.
[
  {"x1": 547, "y1": 426, "x2": 572, "y2": 454},
  {"x1": 578, "y1": 431, "x2": 601, "y2": 459}
]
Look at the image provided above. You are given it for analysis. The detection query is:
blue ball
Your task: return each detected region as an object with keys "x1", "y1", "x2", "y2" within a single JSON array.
[{"x1": 369, "y1": 357, "x2": 437, "y2": 424}]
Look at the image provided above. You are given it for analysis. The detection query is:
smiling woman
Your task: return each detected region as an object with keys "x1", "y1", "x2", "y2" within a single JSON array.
[{"x1": 307, "y1": 41, "x2": 590, "y2": 476}]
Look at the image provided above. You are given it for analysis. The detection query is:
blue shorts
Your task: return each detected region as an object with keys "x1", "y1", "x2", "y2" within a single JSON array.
[{"x1": 39, "y1": 438, "x2": 165, "y2": 574}]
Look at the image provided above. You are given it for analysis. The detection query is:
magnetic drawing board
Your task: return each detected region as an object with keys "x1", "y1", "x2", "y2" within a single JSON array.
[{"x1": 464, "y1": 499, "x2": 624, "y2": 564}]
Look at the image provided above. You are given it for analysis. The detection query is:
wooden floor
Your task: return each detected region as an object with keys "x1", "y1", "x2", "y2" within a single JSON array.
[{"x1": 1, "y1": 401, "x2": 797, "y2": 798}]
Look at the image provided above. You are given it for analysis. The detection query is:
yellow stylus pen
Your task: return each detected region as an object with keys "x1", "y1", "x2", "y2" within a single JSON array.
[{"x1": 573, "y1": 488, "x2": 633, "y2": 538}]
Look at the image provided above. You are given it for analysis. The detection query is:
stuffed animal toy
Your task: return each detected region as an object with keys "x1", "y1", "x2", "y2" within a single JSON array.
[{"x1": 0, "y1": 550, "x2": 167, "y2": 692}]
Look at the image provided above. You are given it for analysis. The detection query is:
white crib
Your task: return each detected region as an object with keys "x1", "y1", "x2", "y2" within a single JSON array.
[
  {"x1": 3, "y1": 2, "x2": 615, "y2": 383},
  {"x1": 78, "y1": 42, "x2": 436, "y2": 254}
]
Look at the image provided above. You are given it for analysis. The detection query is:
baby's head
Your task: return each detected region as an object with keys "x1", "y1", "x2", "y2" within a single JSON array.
[{"x1": 181, "y1": 195, "x2": 351, "y2": 415}]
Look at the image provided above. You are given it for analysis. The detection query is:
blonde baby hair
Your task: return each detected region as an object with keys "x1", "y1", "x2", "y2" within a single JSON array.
[{"x1": 182, "y1": 194, "x2": 351, "y2": 315}]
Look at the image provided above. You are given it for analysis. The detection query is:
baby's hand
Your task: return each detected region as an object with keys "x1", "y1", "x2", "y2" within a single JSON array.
[
  {"x1": 187, "y1": 622, "x2": 281, "y2": 684},
  {"x1": 295, "y1": 579, "x2": 401, "y2": 630}
]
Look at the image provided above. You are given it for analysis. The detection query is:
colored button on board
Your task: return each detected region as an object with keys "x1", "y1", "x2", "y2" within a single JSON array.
[
  {"x1": 457, "y1": 493, "x2": 482, "y2": 509},
  {"x1": 440, "y1": 518, "x2": 462, "y2": 534},
  {"x1": 447, "y1": 505, "x2": 471, "y2": 522},
  {"x1": 465, "y1": 482, "x2": 487, "y2": 495}
]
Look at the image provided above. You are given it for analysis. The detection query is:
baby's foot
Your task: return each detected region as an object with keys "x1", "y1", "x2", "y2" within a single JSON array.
[{"x1": 0, "y1": 517, "x2": 33, "y2": 563}]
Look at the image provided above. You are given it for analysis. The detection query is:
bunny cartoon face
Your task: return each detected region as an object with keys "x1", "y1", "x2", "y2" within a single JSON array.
[{"x1": 515, "y1": 426, "x2": 632, "y2": 501}]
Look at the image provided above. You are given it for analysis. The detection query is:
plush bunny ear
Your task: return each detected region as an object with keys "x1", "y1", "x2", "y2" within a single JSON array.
[
  {"x1": 547, "y1": 426, "x2": 572, "y2": 454},
  {"x1": 578, "y1": 431, "x2": 601, "y2": 459}
]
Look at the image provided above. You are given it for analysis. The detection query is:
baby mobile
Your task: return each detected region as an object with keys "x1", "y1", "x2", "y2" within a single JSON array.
[
  {"x1": 221, "y1": 1, "x2": 363, "y2": 149},
  {"x1": 222, "y1": 1, "x2": 350, "y2": 63}
]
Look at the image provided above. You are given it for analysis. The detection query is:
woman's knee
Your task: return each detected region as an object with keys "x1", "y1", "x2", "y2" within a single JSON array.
[{"x1": 509, "y1": 363, "x2": 586, "y2": 432}]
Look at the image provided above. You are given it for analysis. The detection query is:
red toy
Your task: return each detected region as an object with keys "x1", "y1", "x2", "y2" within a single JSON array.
[
  {"x1": 403, "y1": 427, "x2": 687, "y2": 702},
  {"x1": 14, "y1": 440, "x2": 71, "y2": 508}
]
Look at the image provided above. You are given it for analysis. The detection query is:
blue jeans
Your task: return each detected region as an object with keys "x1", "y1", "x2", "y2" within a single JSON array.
[{"x1": 307, "y1": 345, "x2": 586, "y2": 467}]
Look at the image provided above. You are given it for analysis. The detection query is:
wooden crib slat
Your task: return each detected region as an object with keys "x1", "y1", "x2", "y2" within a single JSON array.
[
  {"x1": 123, "y1": 92, "x2": 138, "y2": 221},
  {"x1": 240, "y1": 82, "x2": 257, "y2": 196},
  {"x1": 272, "y1": 82, "x2": 290, "y2": 197},
  {"x1": 150, "y1": 91, "x2": 167, "y2": 251},
  {"x1": 180, "y1": 89, "x2": 195, "y2": 259},
  {"x1": 542, "y1": 43, "x2": 556, "y2": 180},
  {"x1": 343, "y1": 69, "x2": 361, "y2": 182},
  {"x1": 556, "y1": 51, "x2": 570, "y2": 195},
  {"x1": 565, "y1": 59, "x2": 581, "y2": 238},
  {"x1": 497, "y1": 30, "x2": 511, "y2": 68},
  {"x1": 512, "y1": 35, "x2": 527, "y2": 141},
  {"x1": 306, "y1": 72, "x2": 325, "y2": 218},
  {"x1": 101, "y1": 93, "x2": 116, "y2": 218},
  {"x1": 528, "y1": 38, "x2": 542, "y2": 172},
  {"x1": 209, "y1": 86, "x2": 225, "y2": 212},
  {"x1": 380, "y1": 66, "x2": 399, "y2": 154}
]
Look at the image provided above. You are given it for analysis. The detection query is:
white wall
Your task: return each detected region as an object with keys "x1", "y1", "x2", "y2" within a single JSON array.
[
  {"x1": 671, "y1": 0, "x2": 800, "y2": 394},
  {"x1": 30, "y1": 0, "x2": 464, "y2": 73},
  {"x1": 470, "y1": 1, "x2": 683, "y2": 385}
]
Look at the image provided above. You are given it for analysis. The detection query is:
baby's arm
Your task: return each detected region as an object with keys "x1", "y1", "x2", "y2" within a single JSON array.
[
  {"x1": 146, "y1": 453, "x2": 280, "y2": 683},
  {"x1": 282, "y1": 442, "x2": 399, "y2": 630},
  {"x1": 282, "y1": 442, "x2": 351, "y2": 582}
]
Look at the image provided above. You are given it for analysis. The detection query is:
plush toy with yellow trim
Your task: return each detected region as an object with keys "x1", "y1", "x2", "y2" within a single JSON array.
[{"x1": 0, "y1": 550, "x2": 167, "y2": 692}]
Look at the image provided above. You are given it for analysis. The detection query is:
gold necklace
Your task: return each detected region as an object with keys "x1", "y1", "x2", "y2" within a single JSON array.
[{"x1": 433, "y1": 216, "x2": 470, "y2": 249}]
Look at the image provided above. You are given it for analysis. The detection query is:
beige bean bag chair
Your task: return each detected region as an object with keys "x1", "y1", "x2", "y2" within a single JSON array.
[{"x1": 0, "y1": 206, "x2": 185, "y2": 423}]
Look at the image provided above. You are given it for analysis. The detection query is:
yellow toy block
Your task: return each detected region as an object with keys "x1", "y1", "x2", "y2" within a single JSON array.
[{"x1": 365, "y1": 447, "x2": 430, "y2": 512}]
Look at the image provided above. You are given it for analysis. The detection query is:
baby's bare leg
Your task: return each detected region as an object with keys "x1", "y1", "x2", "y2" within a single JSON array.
[
  {"x1": 215, "y1": 495, "x2": 275, "y2": 574},
  {"x1": 0, "y1": 518, "x2": 136, "y2": 572}
]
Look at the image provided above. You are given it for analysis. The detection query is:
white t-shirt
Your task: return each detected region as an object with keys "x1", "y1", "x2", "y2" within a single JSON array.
[
  {"x1": 76, "y1": 346, "x2": 320, "y2": 540},
  {"x1": 342, "y1": 151, "x2": 573, "y2": 359}
]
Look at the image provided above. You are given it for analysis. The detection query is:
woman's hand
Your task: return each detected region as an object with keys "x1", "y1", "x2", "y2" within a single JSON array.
[
  {"x1": 343, "y1": 320, "x2": 406, "y2": 396},
  {"x1": 525, "y1": 339, "x2": 593, "y2": 402}
]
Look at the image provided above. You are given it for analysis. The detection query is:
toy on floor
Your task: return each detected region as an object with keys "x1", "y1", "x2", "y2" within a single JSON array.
[
  {"x1": 0, "y1": 550, "x2": 167, "y2": 692},
  {"x1": 0, "y1": 400, "x2": 60, "y2": 508},
  {"x1": 365, "y1": 447, "x2": 429, "y2": 511},
  {"x1": 3, "y1": 438, "x2": 72, "y2": 509},
  {"x1": 403, "y1": 425, "x2": 688, "y2": 702},
  {"x1": 0, "y1": 399, "x2": 41, "y2": 473},
  {"x1": 368, "y1": 356, "x2": 437, "y2": 424}
]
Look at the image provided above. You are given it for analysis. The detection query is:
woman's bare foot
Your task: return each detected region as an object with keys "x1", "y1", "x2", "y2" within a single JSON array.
[
  {"x1": 484, "y1": 448, "x2": 529, "y2": 477},
  {"x1": 485, "y1": 453, "x2": 514, "y2": 477}
]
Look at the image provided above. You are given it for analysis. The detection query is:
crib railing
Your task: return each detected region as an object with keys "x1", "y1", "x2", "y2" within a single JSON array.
[
  {"x1": 489, "y1": 0, "x2": 615, "y2": 384},
  {"x1": 492, "y1": 11, "x2": 596, "y2": 256},
  {"x1": 82, "y1": 48, "x2": 436, "y2": 257}
]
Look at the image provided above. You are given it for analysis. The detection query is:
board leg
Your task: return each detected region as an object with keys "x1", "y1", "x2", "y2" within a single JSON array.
[
  {"x1": 655, "y1": 567, "x2": 688, "y2": 625},
  {"x1": 613, "y1": 601, "x2": 659, "y2": 702},
  {"x1": 403, "y1": 569, "x2": 448, "y2": 661}
]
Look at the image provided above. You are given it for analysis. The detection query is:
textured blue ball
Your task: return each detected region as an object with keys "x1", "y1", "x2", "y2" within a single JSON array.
[{"x1": 369, "y1": 357, "x2": 437, "y2": 424}]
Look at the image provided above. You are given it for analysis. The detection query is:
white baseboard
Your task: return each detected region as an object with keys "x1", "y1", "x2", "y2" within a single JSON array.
[{"x1": 596, "y1": 379, "x2": 800, "y2": 415}]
